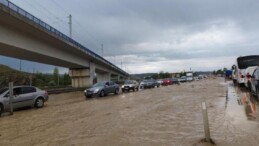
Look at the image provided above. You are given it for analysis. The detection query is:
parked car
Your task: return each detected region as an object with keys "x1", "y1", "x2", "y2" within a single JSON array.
[
  {"x1": 140, "y1": 80, "x2": 155, "y2": 89},
  {"x1": 179, "y1": 76, "x2": 187, "y2": 82},
  {"x1": 121, "y1": 80, "x2": 139, "y2": 92},
  {"x1": 0, "y1": 86, "x2": 48, "y2": 116},
  {"x1": 154, "y1": 80, "x2": 161, "y2": 87},
  {"x1": 250, "y1": 67, "x2": 259, "y2": 98},
  {"x1": 84, "y1": 81, "x2": 120, "y2": 98},
  {"x1": 245, "y1": 66, "x2": 257, "y2": 91},
  {"x1": 162, "y1": 78, "x2": 172, "y2": 86},
  {"x1": 156, "y1": 79, "x2": 163, "y2": 85},
  {"x1": 171, "y1": 78, "x2": 180, "y2": 84}
]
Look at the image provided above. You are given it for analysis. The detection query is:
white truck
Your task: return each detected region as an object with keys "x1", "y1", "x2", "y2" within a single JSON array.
[{"x1": 186, "y1": 72, "x2": 194, "y2": 81}]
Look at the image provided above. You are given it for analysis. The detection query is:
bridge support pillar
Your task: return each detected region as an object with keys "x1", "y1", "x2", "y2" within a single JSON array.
[
  {"x1": 96, "y1": 72, "x2": 111, "y2": 82},
  {"x1": 69, "y1": 63, "x2": 95, "y2": 88}
]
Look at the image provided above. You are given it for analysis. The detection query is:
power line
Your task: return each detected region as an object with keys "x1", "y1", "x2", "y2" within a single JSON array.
[
  {"x1": 50, "y1": 0, "x2": 103, "y2": 52},
  {"x1": 14, "y1": 0, "x2": 106, "y2": 56},
  {"x1": 21, "y1": 0, "x2": 69, "y2": 35}
]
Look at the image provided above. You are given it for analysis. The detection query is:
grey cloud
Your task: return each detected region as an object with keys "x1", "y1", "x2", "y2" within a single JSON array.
[{"x1": 7, "y1": 0, "x2": 259, "y2": 73}]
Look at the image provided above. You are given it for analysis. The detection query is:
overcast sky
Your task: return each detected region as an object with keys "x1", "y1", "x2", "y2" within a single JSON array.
[{"x1": 1, "y1": 0, "x2": 259, "y2": 74}]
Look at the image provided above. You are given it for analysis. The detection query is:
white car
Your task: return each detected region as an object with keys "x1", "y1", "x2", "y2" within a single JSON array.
[{"x1": 245, "y1": 66, "x2": 257, "y2": 91}]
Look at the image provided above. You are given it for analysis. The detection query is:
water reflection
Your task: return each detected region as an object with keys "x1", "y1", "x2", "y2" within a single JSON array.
[{"x1": 228, "y1": 82, "x2": 259, "y2": 121}]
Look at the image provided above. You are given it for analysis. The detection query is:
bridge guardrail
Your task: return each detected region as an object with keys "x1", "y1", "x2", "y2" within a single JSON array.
[{"x1": 0, "y1": 0, "x2": 128, "y2": 76}]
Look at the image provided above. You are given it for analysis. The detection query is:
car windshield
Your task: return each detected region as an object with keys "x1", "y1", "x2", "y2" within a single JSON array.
[
  {"x1": 0, "y1": 88, "x2": 8, "y2": 95},
  {"x1": 125, "y1": 80, "x2": 133, "y2": 84},
  {"x1": 93, "y1": 82, "x2": 105, "y2": 87}
]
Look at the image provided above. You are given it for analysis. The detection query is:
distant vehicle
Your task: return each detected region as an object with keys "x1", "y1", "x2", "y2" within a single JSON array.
[
  {"x1": 156, "y1": 79, "x2": 163, "y2": 85},
  {"x1": 171, "y1": 78, "x2": 180, "y2": 84},
  {"x1": 140, "y1": 80, "x2": 157, "y2": 89},
  {"x1": 162, "y1": 79, "x2": 172, "y2": 86},
  {"x1": 179, "y1": 76, "x2": 187, "y2": 82},
  {"x1": 84, "y1": 81, "x2": 120, "y2": 98},
  {"x1": 198, "y1": 75, "x2": 203, "y2": 80},
  {"x1": 154, "y1": 80, "x2": 161, "y2": 87},
  {"x1": 121, "y1": 80, "x2": 139, "y2": 92},
  {"x1": 245, "y1": 66, "x2": 257, "y2": 91},
  {"x1": 232, "y1": 55, "x2": 259, "y2": 85},
  {"x1": 225, "y1": 70, "x2": 232, "y2": 79},
  {"x1": 250, "y1": 67, "x2": 259, "y2": 98},
  {"x1": 0, "y1": 86, "x2": 48, "y2": 116},
  {"x1": 186, "y1": 72, "x2": 193, "y2": 81}
]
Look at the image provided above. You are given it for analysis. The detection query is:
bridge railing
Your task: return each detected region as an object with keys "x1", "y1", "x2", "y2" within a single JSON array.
[{"x1": 0, "y1": 0, "x2": 128, "y2": 76}]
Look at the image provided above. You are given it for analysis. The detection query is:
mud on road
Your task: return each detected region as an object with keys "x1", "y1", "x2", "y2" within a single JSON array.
[{"x1": 1, "y1": 78, "x2": 259, "y2": 146}]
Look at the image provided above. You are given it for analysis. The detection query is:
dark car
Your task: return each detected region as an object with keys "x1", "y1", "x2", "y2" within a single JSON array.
[
  {"x1": 171, "y1": 78, "x2": 180, "y2": 85},
  {"x1": 250, "y1": 67, "x2": 259, "y2": 98},
  {"x1": 84, "y1": 81, "x2": 120, "y2": 98},
  {"x1": 140, "y1": 80, "x2": 151, "y2": 89},
  {"x1": 140, "y1": 80, "x2": 156, "y2": 89},
  {"x1": 154, "y1": 80, "x2": 161, "y2": 87}
]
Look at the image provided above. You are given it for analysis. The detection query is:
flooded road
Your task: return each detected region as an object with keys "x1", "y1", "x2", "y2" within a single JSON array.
[{"x1": 1, "y1": 78, "x2": 259, "y2": 146}]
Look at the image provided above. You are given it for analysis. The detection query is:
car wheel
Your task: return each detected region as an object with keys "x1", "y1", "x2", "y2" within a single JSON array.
[
  {"x1": 248, "y1": 82, "x2": 252, "y2": 92},
  {"x1": 122, "y1": 89, "x2": 125, "y2": 93},
  {"x1": 86, "y1": 95, "x2": 92, "y2": 98},
  {"x1": 133, "y1": 88, "x2": 135, "y2": 92},
  {"x1": 99, "y1": 90, "x2": 105, "y2": 97},
  {"x1": 0, "y1": 104, "x2": 3, "y2": 116},
  {"x1": 35, "y1": 98, "x2": 44, "y2": 108},
  {"x1": 115, "y1": 88, "x2": 119, "y2": 94}
]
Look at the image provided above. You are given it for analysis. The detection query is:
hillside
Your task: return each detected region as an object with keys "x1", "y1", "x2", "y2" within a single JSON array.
[
  {"x1": 0, "y1": 64, "x2": 17, "y2": 73},
  {"x1": 130, "y1": 73, "x2": 156, "y2": 80},
  {"x1": 0, "y1": 64, "x2": 30, "y2": 88}
]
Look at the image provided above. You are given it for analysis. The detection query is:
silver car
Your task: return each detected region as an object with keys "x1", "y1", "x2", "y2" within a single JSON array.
[
  {"x1": 0, "y1": 86, "x2": 49, "y2": 115},
  {"x1": 84, "y1": 81, "x2": 120, "y2": 98},
  {"x1": 121, "y1": 80, "x2": 139, "y2": 92}
]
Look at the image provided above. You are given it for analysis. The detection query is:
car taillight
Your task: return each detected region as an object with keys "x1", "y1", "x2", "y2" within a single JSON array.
[{"x1": 247, "y1": 73, "x2": 251, "y2": 80}]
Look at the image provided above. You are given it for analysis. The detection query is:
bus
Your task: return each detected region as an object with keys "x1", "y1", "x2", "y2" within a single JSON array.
[{"x1": 232, "y1": 55, "x2": 259, "y2": 85}]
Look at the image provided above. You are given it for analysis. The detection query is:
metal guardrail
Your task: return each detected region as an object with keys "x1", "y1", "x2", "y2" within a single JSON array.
[
  {"x1": 46, "y1": 87, "x2": 85, "y2": 94},
  {"x1": 0, "y1": 0, "x2": 128, "y2": 76}
]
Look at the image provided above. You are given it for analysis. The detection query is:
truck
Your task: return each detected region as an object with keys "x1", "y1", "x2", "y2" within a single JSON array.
[{"x1": 186, "y1": 72, "x2": 194, "y2": 81}]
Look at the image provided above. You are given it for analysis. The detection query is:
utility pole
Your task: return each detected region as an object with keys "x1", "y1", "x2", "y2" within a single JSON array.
[
  {"x1": 101, "y1": 44, "x2": 103, "y2": 57},
  {"x1": 9, "y1": 82, "x2": 13, "y2": 115},
  {"x1": 19, "y1": 59, "x2": 22, "y2": 72},
  {"x1": 68, "y1": 14, "x2": 72, "y2": 38}
]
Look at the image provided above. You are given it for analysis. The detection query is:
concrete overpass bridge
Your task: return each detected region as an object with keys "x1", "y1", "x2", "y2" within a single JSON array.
[{"x1": 0, "y1": 0, "x2": 129, "y2": 87}]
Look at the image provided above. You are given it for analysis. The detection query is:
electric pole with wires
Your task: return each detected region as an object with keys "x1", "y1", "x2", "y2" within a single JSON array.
[{"x1": 68, "y1": 14, "x2": 72, "y2": 38}]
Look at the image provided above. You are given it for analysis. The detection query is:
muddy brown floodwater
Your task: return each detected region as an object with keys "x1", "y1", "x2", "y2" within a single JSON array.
[{"x1": 1, "y1": 78, "x2": 259, "y2": 146}]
